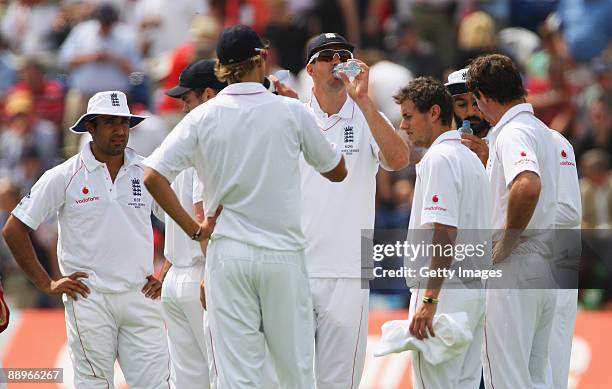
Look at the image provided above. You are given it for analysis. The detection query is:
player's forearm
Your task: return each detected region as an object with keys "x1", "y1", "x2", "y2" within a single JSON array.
[
  {"x1": 159, "y1": 259, "x2": 172, "y2": 283},
  {"x1": 424, "y1": 224, "x2": 457, "y2": 296},
  {"x1": 144, "y1": 168, "x2": 200, "y2": 237},
  {"x1": 505, "y1": 172, "x2": 541, "y2": 233},
  {"x1": 2, "y1": 216, "x2": 53, "y2": 291},
  {"x1": 357, "y1": 98, "x2": 409, "y2": 170}
]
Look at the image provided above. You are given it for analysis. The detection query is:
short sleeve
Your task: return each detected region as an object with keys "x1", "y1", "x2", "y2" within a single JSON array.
[
  {"x1": 419, "y1": 151, "x2": 460, "y2": 228},
  {"x1": 295, "y1": 102, "x2": 342, "y2": 173},
  {"x1": 11, "y1": 168, "x2": 65, "y2": 230},
  {"x1": 496, "y1": 127, "x2": 541, "y2": 188},
  {"x1": 143, "y1": 114, "x2": 198, "y2": 183},
  {"x1": 192, "y1": 169, "x2": 204, "y2": 204}
]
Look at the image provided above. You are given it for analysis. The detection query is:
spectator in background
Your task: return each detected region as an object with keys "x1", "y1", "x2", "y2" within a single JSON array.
[
  {"x1": 0, "y1": 91, "x2": 59, "y2": 176},
  {"x1": 59, "y1": 2, "x2": 141, "y2": 156},
  {"x1": 48, "y1": 1, "x2": 97, "y2": 50},
  {"x1": 409, "y1": 0, "x2": 457, "y2": 70},
  {"x1": 385, "y1": 19, "x2": 443, "y2": 79},
  {"x1": 0, "y1": 0, "x2": 59, "y2": 55},
  {"x1": 526, "y1": 58, "x2": 576, "y2": 134},
  {"x1": 455, "y1": 11, "x2": 498, "y2": 69},
  {"x1": 574, "y1": 96, "x2": 612, "y2": 162},
  {"x1": 132, "y1": 0, "x2": 209, "y2": 58},
  {"x1": 265, "y1": 0, "x2": 311, "y2": 75},
  {"x1": 7, "y1": 56, "x2": 65, "y2": 129},
  {"x1": 368, "y1": 51, "x2": 414, "y2": 126},
  {"x1": 157, "y1": 15, "x2": 221, "y2": 125},
  {"x1": 0, "y1": 34, "x2": 17, "y2": 103},
  {"x1": 558, "y1": 0, "x2": 612, "y2": 63},
  {"x1": 580, "y1": 149, "x2": 612, "y2": 229}
]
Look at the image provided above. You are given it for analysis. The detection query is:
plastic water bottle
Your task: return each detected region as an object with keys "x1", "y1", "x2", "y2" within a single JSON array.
[
  {"x1": 332, "y1": 61, "x2": 362, "y2": 80},
  {"x1": 267, "y1": 69, "x2": 291, "y2": 93},
  {"x1": 458, "y1": 119, "x2": 473, "y2": 135}
]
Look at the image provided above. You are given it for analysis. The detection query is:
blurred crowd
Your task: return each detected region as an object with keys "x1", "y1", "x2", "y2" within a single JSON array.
[{"x1": 0, "y1": 0, "x2": 611, "y2": 310}]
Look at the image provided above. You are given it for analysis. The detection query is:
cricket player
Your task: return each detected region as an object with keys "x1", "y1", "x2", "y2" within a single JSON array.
[
  {"x1": 160, "y1": 59, "x2": 226, "y2": 389},
  {"x1": 445, "y1": 68, "x2": 491, "y2": 165},
  {"x1": 143, "y1": 25, "x2": 347, "y2": 389},
  {"x1": 451, "y1": 65, "x2": 581, "y2": 389},
  {"x1": 396, "y1": 77, "x2": 490, "y2": 389},
  {"x1": 547, "y1": 129, "x2": 581, "y2": 389},
  {"x1": 1, "y1": 91, "x2": 170, "y2": 389},
  {"x1": 466, "y1": 54, "x2": 559, "y2": 389},
  {"x1": 301, "y1": 32, "x2": 409, "y2": 389}
]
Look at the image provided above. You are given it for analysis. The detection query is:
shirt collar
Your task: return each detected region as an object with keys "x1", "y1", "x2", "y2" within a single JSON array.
[
  {"x1": 430, "y1": 129, "x2": 461, "y2": 148},
  {"x1": 217, "y1": 82, "x2": 268, "y2": 96},
  {"x1": 489, "y1": 103, "x2": 534, "y2": 136},
  {"x1": 80, "y1": 142, "x2": 140, "y2": 172},
  {"x1": 309, "y1": 92, "x2": 355, "y2": 120}
]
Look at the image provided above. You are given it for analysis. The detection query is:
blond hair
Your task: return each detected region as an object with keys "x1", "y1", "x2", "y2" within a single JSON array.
[
  {"x1": 215, "y1": 55, "x2": 263, "y2": 84},
  {"x1": 458, "y1": 11, "x2": 497, "y2": 51}
]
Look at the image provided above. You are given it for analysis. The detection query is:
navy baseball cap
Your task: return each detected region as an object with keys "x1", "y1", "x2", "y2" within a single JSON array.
[
  {"x1": 216, "y1": 25, "x2": 268, "y2": 65},
  {"x1": 306, "y1": 33, "x2": 354, "y2": 64},
  {"x1": 165, "y1": 59, "x2": 227, "y2": 98}
]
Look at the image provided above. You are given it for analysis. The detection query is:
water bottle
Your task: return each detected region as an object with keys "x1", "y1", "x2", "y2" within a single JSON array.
[
  {"x1": 458, "y1": 119, "x2": 473, "y2": 135},
  {"x1": 332, "y1": 61, "x2": 362, "y2": 80},
  {"x1": 266, "y1": 69, "x2": 291, "y2": 93}
]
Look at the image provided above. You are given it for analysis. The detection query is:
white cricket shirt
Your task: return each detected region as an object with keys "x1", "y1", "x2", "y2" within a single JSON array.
[
  {"x1": 12, "y1": 144, "x2": 155, "y2": 293},
  {"x1": 144, "y1": 82, "x2": 341, "y2": 251},
  {"x1": 300, "y1": 95, "x2": 382, "y2": 278},
  {"x1": 406, "y1": 131, "x2": 492, "y2": 286},
  {"x1": 164, "y1": 167, "x2": 205, "y2": 267},
  {"x1": 485, "y1": 103, "x2": 559, "y2": 254},
  {"x1": 549, "y1": 130, "x2": 581, "y2": 229}
]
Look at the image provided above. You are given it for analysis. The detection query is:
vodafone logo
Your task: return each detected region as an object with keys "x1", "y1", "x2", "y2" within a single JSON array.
[
  {"x1": 75, "y1": 196, "x2": 100, "y2": 205},
  {"x1": 432, "y1": 195, "x2": 439, "y2": 203},
  {"x1": 561, "y1": 150, "x2": 567, "y2": 159},
  {"x1": 82, "y1": 186, "x2": 89, "y2": 194},
  {"x1": 520, "y1": 151, "x2": 527, "y2": 157}
]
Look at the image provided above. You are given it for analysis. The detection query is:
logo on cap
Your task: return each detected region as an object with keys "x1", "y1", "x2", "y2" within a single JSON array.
[
  {"x1": 110, "y1": 93, "x2": 120, "y2": 107},
  {"x1": 325, "y1": 33, "x2": 336, "y2": 38}
]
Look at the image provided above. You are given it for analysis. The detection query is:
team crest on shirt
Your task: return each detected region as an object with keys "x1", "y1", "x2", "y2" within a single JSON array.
[
  {"x1": 128, "y1": 178, "x2": 145, "y2": 209},
  {"x1": 341, "y1": 125, "x2": 360, "y2": 155}
]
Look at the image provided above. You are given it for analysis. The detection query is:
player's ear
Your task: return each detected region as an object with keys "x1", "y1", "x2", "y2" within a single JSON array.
[
  {"x1": 430, "y1": 104, "x2": 441, "y2": 122},
  {"x1": 84, "y1": 120, "x2": 95, "y2": 134},
  {"x1": 306, "y1": 63, "x2": 314, "y2": 76}
]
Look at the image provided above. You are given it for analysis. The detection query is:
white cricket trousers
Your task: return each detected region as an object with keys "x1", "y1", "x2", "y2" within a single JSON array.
[
  {"x1": 309, "y1": 278, "x2": 369, "y2": 389},
  {"x1": 161, "y1": 261, "x2": 210, "y2": 389},
  {"x1": 63, "y1": 288, "x2": 170, "y2": 389},
  {"x1": 408, "y1": 283, "x2": 485, "y2": 389},
  {"x1": 548, "y1": 288, "x2": 578, "y2": 389},
  {"x1": 204, "y1": 237, "x2": 315, "y2": 389},
  {"x1": 483, "y1": 288, "x2": 556, "y2": 389}
]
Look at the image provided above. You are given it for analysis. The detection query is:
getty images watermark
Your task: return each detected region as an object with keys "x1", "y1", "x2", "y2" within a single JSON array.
[{"x1": 361, "y1": 229, "x2": 585, "y2": 290}]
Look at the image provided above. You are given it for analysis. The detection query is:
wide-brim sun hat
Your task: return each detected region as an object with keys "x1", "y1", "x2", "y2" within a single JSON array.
[{"x1": 70, "y1": 91, "x2": 148, "y2": 133}]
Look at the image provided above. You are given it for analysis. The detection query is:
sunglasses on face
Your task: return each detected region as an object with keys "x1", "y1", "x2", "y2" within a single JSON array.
[{"x1": 308, "y1": 49, "x2": 353, "y2": 64}]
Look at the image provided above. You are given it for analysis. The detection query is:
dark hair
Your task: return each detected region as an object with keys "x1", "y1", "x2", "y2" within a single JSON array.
[
  {"x1": 393, "y1": 77, "x2": 453, "y2": 126},
  {"x1": 466, "y1": 54, "x2": 526, "y2": 104}
]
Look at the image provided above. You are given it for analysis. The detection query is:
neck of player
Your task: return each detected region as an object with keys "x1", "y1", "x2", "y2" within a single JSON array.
[
  {"x1": 90, "y1": 143, "x2": 125, "y2": 181},
  {"x1": 313, "y1": 87, "x2": 347, "y2": 116}
]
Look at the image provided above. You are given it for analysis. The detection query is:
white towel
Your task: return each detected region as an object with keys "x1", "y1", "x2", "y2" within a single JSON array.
[{"x1": 374, "y1": 312, "x2": 473, "y2": 365}]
